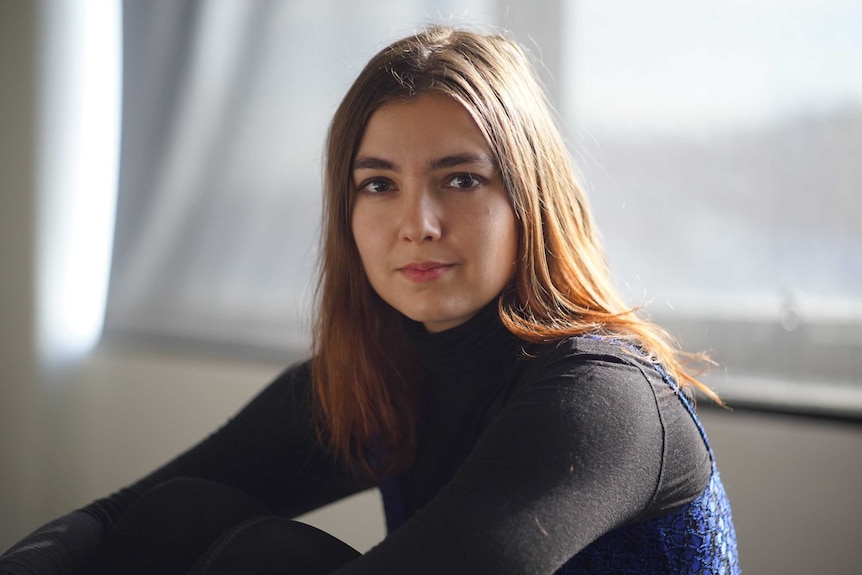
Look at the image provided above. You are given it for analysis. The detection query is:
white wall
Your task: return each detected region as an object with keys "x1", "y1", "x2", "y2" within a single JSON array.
[{"x1": 2, "y1": 2, "x2": 861, "y2": 572}]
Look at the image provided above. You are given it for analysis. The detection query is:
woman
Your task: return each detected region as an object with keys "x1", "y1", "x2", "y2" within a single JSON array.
[{"x1": 0, "y1": 25, "x2": 739, "y2": 574}]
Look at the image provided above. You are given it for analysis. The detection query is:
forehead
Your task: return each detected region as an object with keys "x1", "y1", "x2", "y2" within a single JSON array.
[{"x1": 356, "y1": 93, "x2": 491, "y2": 159}]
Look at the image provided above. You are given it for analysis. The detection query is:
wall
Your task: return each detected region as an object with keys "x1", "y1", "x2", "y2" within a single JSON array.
[
  {"x1": 2, "y1": 2, "x2": 861, "y2": 572},
  {"x1": 699, "y1": 408, "x2": 862, "y2": 573},
  {"x1": 0, "y1": 0, "x2": 46, "y2": 548},
  {"x1": 35, "y1": 347, "x2": 388, "y2": 553}
]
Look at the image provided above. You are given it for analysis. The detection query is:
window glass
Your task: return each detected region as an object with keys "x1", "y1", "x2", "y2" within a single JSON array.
[
  {"x1": 561, "y1": 1, "x2": 862, "y2": 409},
  {"x1": 105, "y1": 0, "x2": 862, "y2": 415}
]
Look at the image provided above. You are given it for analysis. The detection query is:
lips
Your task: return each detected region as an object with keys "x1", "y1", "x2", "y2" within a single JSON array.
[{"x1": 398, "y1": 261, "x2": 454, "y2": 282}]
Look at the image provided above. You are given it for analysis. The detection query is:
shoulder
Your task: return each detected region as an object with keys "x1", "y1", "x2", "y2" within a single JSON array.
[
  {"x1": 513, "y1": 335, "x2": 666, "y2": 404},
  {"x1": 488, "y1": 336, "x2": 670, "y2": 460},
  {"x1": 263, "y1": 359, "x2": 313, "y2": 394},
  {"x1": 508, "y1": 334, "x2": 706, "y2": 468},
  {"x1": 509, "y1": 335, "x2": 703, "y2": 451},
  {"x1": 510, "y1": 335, "x2": 713, "y2": 516},
  {"x1": 527, "y1": 333, "x2": 652, "y2": 368},
  {"x1": 236, "y1": 359, "x2": 315, "y2": 424}
]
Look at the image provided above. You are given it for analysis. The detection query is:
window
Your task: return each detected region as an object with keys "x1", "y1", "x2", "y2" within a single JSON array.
[
  {"x1": 104, "y1": 0, "x2": 862, "y2": 417},
  {"x1": 562, "y1": 0, "x2": 862, "y2": 417}
]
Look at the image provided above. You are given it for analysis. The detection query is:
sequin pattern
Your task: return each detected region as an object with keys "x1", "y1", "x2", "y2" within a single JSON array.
[{"x1": 557, "y1": 468, "x2": 739, "y2": 574}]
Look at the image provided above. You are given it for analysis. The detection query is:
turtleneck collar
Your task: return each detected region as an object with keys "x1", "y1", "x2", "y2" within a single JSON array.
[{"x1": 402, "y1": 301, "x2": 519, "y2": 377}]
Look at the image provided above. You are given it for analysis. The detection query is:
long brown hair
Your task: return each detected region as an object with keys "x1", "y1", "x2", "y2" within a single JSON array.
[{"x1": 312, "y1": 25, "x2": 718, "y2": 476}]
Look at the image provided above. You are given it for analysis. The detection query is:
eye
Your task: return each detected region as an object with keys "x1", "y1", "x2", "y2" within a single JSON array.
[
  {"x1": 356, "y1": 178, "x2": 394, "y2": 195},
  {"x1": 445, "y1": 173, "x2": 485, "y2": 190}
]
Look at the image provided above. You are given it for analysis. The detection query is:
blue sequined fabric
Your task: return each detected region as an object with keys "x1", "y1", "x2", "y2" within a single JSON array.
[{"x1": 557, "y1": 468, "x2": 739, "y2": 574}]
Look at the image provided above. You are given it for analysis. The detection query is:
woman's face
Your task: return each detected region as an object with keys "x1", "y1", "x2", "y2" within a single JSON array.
[{"x1": 351, "y1": 93, "x2": 518, "y2": 333}]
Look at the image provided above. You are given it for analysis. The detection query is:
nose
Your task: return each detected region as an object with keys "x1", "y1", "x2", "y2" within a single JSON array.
[{"x1": 399, "y1": 187, "x2": 441, "y2": 242}]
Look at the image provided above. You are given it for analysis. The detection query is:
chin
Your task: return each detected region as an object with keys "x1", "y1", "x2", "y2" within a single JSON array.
[
  {"x1": 398, "y1": 303, "x2": 461, "y2": 329},
  {"x1": 413, "y1": 308, "x2": 476, "y2": 333}
]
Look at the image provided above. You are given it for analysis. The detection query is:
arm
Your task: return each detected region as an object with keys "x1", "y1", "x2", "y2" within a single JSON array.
[
  {"x1": 94, "y1": 361, "x2": 367, "y2": 521},
  {"x1": 0, "y1": 513, "x2": 104, "y2": 575},
  {"x1": 336, "y1": 347, "x2": 670, "y2": 574},
  {"x1": 0, "y1": 361, "x2": 368, "y2": 575}
]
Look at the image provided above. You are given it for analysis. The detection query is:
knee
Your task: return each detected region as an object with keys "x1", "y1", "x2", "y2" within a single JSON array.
[
  {"x1": 191, "y1": 518, "x2": 361, "y2": 575},
  {"x1": 140, "y1": 477, "x2": 270, "y2": 516}
]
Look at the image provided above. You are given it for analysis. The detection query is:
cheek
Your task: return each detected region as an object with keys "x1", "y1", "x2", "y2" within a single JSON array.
[
  {"x1": 351, "y1": 208, "x2": 380, "y2": 270},
  {"x1": 478, "y1": 205, "x2": 519, "y2": 279},
  {"x1": 491, "y1": 202, "x2": 518, "y2": 252},
  {"x1": 499, "y1": 219, "x2": 519, "y2": 278}
]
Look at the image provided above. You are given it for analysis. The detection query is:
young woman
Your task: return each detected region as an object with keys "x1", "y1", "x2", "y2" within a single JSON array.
[{"x1": 0, "y1": 25, "x2": 739, "y2": 575}]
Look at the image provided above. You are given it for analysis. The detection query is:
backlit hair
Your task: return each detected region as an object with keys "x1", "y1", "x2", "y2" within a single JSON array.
[{"x1": 312, "y1": 25, "x2": 718, "y2": 475}]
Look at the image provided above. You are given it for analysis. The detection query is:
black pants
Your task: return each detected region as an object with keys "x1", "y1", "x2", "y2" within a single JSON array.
[{"x1": 84, "y1": 478, "x2": 361, "y2": 575}]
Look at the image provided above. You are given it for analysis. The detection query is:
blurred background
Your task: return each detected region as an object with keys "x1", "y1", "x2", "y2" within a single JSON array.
[{"x1": 1, "y1": 1, "x2": 861, "y2": 572}]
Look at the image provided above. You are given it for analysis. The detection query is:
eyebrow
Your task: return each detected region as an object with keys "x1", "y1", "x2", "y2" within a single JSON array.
[{"x1": 352, "y1": 153, "x2": 497, "y2": 172}]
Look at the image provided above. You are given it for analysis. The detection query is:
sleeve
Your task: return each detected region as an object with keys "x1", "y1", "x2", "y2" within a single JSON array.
[
  {"x1": 0, "y1": 361, "x2": 368, "y2": 575},
  {"x1": 0, "y1": 512, "x2": 103, "y2": 575},
  {"x1": 333, "y1": 347, "x2": 668, "y2": 575}
]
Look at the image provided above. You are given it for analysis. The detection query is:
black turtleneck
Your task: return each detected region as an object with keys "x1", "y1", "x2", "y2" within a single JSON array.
[
  {"x1": 350, "y1": 306, "x2": 712, "y2": 574},
  {"x1": 397, "y1": 304, "x2": 524, "y2": 520},
  {"x1": 0, "y1": 306, "x2": 712, "y2": 575}
]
